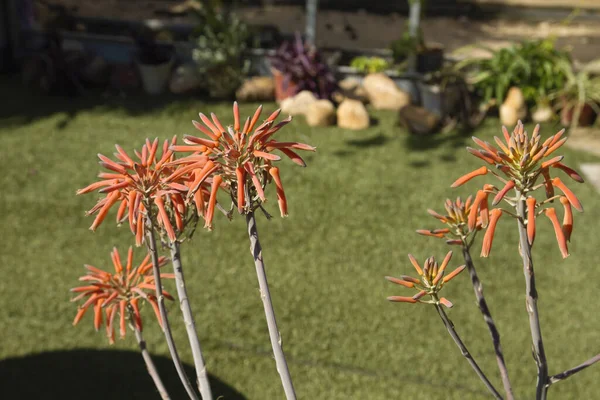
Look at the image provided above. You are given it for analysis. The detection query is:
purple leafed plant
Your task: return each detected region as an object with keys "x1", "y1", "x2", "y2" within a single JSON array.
[{"x1": 270, "y1": 34, "x2": 337, "y2": 100}]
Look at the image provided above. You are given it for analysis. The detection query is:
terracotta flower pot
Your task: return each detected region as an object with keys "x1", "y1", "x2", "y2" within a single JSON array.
[
  {"x1": 560, "y1": 102, "x2": 597, "y2": 127},
  {"x1": 272, "y1": 69, "x2": 298, "y2": 102}
]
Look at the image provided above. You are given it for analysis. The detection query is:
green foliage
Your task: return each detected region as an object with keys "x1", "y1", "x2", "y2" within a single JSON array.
[
  {"x1": 191, "y1": 1, "x2": 249, "y2": 98},
  {"x1": 389, "y1": 31, "x2": 423, "y2": 63},
  {"x1": 350, "y1": 56, "x2": 390, "y2": 74},
  {"x1": 552, "y1": 62, "x2": 600, "y2": 110},
  {"x1": 457, "y1": 38, "x2": 572, "y2": 105}
]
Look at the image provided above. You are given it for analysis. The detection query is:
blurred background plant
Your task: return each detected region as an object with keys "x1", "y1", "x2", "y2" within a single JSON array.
[
  {"x1": 456, "y1": 38, "x2": 572, "y2": 108},
  {"x1": 350, "y1": 56, "x2": 389, "y2": 74},
  {"x1": 269, "y1": 34, "x2": 337, "y2": 101},
  {"x1": 190, "y1": 0, "x2": 249, "y2": 99}
]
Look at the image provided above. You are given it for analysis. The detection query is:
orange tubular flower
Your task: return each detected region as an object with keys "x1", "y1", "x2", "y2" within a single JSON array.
[
  {"x1": 526, "y1": 197, "x2": 537, "y2": 245},
  {"x1": 417, "y1": 197, "x2": 483, "y2": 245},
  {"x1": 454, "y1": 122, "x2": 584, "y2": 256},
  {"x1": 386, "y1": 252, "x2": 465, "y2": 308},
  {"x1": 71, "y1": 247, "x2": 174, "y2": 343},
  {"x1": 560, "y1": 196, "x2": 573, "y2": 241},
  {"x1": 171, "y1": 102, "x2": 315, "y2": 225},
  {"x1": 481, "y1": 209, "x2": 502, "y2": 257},
  {"x1": 544, "y1": 208, "x2": 569, "y2": 258},
  {"x1": 78, "y1": 138, "x2": 200, "y2": 245}
]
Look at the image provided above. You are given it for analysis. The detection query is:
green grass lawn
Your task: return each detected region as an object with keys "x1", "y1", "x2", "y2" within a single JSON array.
[{"x1": 1, "y1": 76, "x2": 599, "y2": 400}]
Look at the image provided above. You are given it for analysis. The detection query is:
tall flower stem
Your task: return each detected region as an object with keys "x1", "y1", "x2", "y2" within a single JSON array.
[
  {"x1": 462, "y1": 245, "x2": 514, "y2": 400},
  {"x1": 548, "y1": 353, "x2": 600, "y2": 385},
  {"x1": 245, "y1": 210, "x2": 297, "y2": 400},
  {"x1": 128, "y1": 305, "x2": 171, "y2": 400},
  {"x1": 515, "y1": 194, "x2": 549, "y2": 400},
  {"x1": 434, "y1": 301, "x2": 502, "y2": 400},
  {"x1": 168, "y1": 241, "x2": 213, "y2": 400},
  {"x1": 145, "y1": 216, "x2": 200, "y2": 400}
]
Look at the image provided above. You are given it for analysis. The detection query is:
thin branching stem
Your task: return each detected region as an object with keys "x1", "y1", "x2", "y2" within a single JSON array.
[
  {"x1": 245, "y1": 210, "x2": 297, "y2": 400},
  {"x1": 462, "y1": 244, "x2": 514, "y2": 400},
  {"x1": 127, "y1": 305, "x2": 171, "y2": 400},
  {"x1": 515, "y1": 193, "x2": 549, "y2": 400},
  {"x1": 434, "y1": 302, "x2": 503, "y2": 399},
  {"x1": 145, "y1": 215, "x2": 200, "y2": 400},
  {"x1": 169, "y1": 240, "x2": 213, "y2": 400},
  {"x1": 548, "y1": 353, "x2": 600, "y2": 386}
]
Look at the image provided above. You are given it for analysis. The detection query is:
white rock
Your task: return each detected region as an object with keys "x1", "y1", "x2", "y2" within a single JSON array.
[
  {"x1": 280, "y1": 90, "x2": 318, "y2": 116},
  {"x1": 236, "y1": 76, "x2": 275, "y2": 102},
  {"x1": 337, "y1": 99, "x2": 370, "y2": 130},
  {"x1": 362, "y1": 73, "x2": 410, "y2": 110},
  {"x1": 306, "y1": 100, "x2": 336, "y2": 127}
]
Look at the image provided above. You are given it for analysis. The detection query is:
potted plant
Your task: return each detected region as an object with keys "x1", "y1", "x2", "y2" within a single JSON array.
[
  {"x1": 456, "y1": 38, "x2": 572, "y2": 109},
  {"x1": 418, "y1": 67, "x2": 469, "y2": 120},
  {"x1": 191, "y1": 0, "x2": 249, "y2": 99},
  {"x1": 132, "y1": 27, "x2": 174, "y2": 95},
  {"x1": 269, "y1": 34, "x2": 337, "y2": 102},
  {"x1": 551, "y1": 64, "x2": 600, "y2": 128}
]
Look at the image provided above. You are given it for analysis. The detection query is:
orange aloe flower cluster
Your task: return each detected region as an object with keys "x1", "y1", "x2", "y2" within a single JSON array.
[
  {"x1": 417, "y1": 196, "x2": 483, "y2": 245},
  {"x1": 386, "y1": 251, "x2": 465, "y2": 308},
  {"x1": 77, "y1": 137, "x2": 204, "y2": 245},
  {"x1": 71, "y1": 247, "x2": 174, "y2": 343},
  {"x1": 171, "y1": 102, "x2": 315, "y2": 228},
  {"x1": 451, "y1": 122, "x2": 584, "y2": 258}
]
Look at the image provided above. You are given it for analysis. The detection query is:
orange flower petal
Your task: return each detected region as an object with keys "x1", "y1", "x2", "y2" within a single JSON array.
[
  {"x1": 269, "y1": 167, "x2": 287, "y2": 217},
  {"x1": 247, "y1": 105, "x2": 263, "y2": 134},
  {"x1": 155, "y1": 197, "x2": 176, "y2": 242},
  {"x1": 244, "y1": 162, "x2": 265, "y2": 201},
  {"x1": 544, "y1": 208, "x2": 569, "y2": 258},
  {"x1": 407, "y1": 254, "x2": 423, "y2": 275},
  {"x1": 236, "y1": 166, "x2": 246, "y2": 213},
  {"x1": 553, "y1": 162, "x2": 584, "y2": 183},
  {"x1": 481, "y1": 209, "x2": 502, "y2": 257},
  {"x1": 442, "y1": 265, "x2": 466, "y2": 283},
  {"x1": 387, "y1": 296, "x2": 418, "y2": 304},
  {"x1": 278, "y1": 148, "x2": 306, "y2": 167},
  {"x1": 90, "y1": 191, "x2": 121, "y2": 231},
  {"x1": 119, "y1": 300, "x2": 127, "y2": 338},
  {"x1": 526, "y1": 197, "x2": 536, "y2": 245},
  {"x1": 560, "y1": 196, "x2": 573, "y2": 242},
  {"x1": 451, "y1": 166, "x2": 488, "y2": 188},
  {"x1": 439, "y1": 297, "x2": 454, "y2": 308},
  {"x1": 73, "y1": 307, "x2": 88, "y2": 326},
  {"x1": 254, "y1": 150, "x2": 281, "y2": 161},
  {"x1": 492, "y1": 180, "x2": 515, "y2": 206},
  {"x1": 385, "y1": 276, "x2": 415, "y2": 288},
  {"x1": 199, "y1": 113, "x2": 222, "y2": 139},
  {"x1": 204, "y1": 175, "x2": 223, "y2": 230},
  {"x1": 552, "y1": 177, "x2": 583, "y2": 212}
]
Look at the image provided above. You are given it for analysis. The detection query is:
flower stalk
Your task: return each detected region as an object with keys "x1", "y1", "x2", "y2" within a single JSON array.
[
  {"x1": 128, "y1": 304, "x2": 171, "y2": 400},
  {"x1": 169, "y1": 240, "x2": 213, "y2": 400},
  {"x1": 246, "y1": 210, "x2": 297, "y2": 400},
  {"x1": 462, "y1": 244, "x2": 514, "y2": 400},
  {"x1": 433, "y1": 298, "x2": 503, "y2": 400},
  {"x1": 548, "y1": 353, "x2": 600, "y2": 386},
  {"x1": 145, "y1": 215, "x2": 200, "y2": 400},
  {"x1": 516, "y1": 194, "x2": 549, "y2": 400}
]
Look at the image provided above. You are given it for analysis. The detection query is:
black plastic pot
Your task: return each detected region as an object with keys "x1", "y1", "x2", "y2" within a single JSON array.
[{"x1": 416, "y1": 46, "x2": 444, "y2": 74}]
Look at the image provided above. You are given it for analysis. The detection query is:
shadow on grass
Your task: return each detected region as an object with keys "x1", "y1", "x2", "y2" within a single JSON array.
[
  {"x1": 0, "y1": 349, "x2": 246, "y2": 400},
  {"x1": 404, "y1": 129, "x2": 471, "y2": 166},
  {"x1": 0, "y1": 75, "x2": 234, "y2": 131}
]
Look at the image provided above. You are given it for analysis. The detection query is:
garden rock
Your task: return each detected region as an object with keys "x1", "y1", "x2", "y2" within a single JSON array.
[
  {"x1": 306, "y1": 100, "x2": 336, "y2": 127},
  {"x1": 363, "y1": 73, "x2": 410, "y2": 110},
  {"x1": 334, "y1": 77, "x2": 369, "y2": 103},
  {"x1": 337, "y1": 98, "x2": 370, "y2": 130},
  {"x1": 499, "y1": 87, "x2": 527, "y2": 126},
  {"x1": 236, "y1": 76, "x2": 275, "y2": 102},
  {"x1": 280, "y1": 90, "x2": 318, "y2": 116},
  {"x1": 398, "y1": 105, "x2": 441, "y2": 135},
  {"x1": 169, "y1": 63, "x2": 202, "y2": 94}
]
